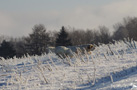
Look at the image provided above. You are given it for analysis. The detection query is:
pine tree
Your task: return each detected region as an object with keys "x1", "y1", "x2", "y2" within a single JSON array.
[
  {"x1": 25, "y1": 24, "x2": 50, "y2": 55},
  {"x1": 55, "y1": 26, "x2": 72, "y2": 46},
  {"x1": 0, "y1": 40, "x2": 16, "y2": 59}
]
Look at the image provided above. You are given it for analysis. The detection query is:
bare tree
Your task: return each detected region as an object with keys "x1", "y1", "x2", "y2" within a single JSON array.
[
  {"x1": 48, "y1": 31, "x2": 58, "y2": 46},
  {"x1": 113, "y1": 17, "x2": 137, "y2": 41},
  {"x1": 13, "y1": 37, "x2": 27, "y2": 57},
  {"x1": 99, "y1": 26, "x2": 111, "y2": 44}
]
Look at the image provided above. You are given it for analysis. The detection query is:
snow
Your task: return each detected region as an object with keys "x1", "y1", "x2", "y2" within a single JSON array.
[{"x1": 0, "y1": 40, "x2": 137, "y2": 90}]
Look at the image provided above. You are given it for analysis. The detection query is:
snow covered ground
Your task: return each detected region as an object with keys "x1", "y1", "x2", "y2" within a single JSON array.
[
  {"x1": 0, "y1": 39, "x2": 137, "y2": 90},
  {"x1": 96, "y1": 71, "x2": 137, "y2": 90}
]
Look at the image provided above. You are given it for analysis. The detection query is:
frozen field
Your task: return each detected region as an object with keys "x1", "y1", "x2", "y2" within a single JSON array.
[{"x1": 0, "y1": 39, "x2": 137, "y2": 90}]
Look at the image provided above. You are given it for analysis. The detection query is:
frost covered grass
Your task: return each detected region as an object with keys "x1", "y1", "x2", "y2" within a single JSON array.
[{"x1": 0, "y1": 39, "x2": 137, "y2": 90}]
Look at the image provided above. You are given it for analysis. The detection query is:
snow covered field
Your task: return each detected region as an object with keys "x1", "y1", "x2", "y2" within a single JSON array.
[{"x1": 0, "y1": 39, "x2": 137, "y2": 90}]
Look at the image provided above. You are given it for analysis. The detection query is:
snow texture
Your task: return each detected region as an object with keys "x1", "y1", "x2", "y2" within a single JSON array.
[{"x1": 0, "y1": 39, "x2": 137, "y2": 90}]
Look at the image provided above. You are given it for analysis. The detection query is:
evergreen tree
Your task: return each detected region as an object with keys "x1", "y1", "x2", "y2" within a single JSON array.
[
  {"x1": 25, "y1": 24, "x2": 50, "y2": 55},
  {"x1": 55, "y1": 26, "x2": 72, "y2": 46},
  {"x1": 0, "y1": 40, "x2": 16, "y2": 59}
]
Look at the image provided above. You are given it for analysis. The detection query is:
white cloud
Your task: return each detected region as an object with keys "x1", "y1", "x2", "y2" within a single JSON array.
[
  {"x1": 0, "y1": 12, "x2": 16, "y2": 35},
  {"x1": 101, "y1": 0, "x2": 137, "y2": 22},
  {"x1": 0, "y1": 0, "x2": 137, "y2": 37},
  {"x1": 60, "y1": 0, "x2": 137, "y2": 31}
]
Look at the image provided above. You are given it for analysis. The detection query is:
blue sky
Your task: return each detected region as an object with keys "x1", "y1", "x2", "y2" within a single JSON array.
[{"x1": 0, "y1": 0, "x2": 137, "y2": 37}]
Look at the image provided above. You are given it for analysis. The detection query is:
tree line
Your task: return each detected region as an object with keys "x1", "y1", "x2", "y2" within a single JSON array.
[{"x1": 0, "y1": 16, "x2": 137, "y2": 59}]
